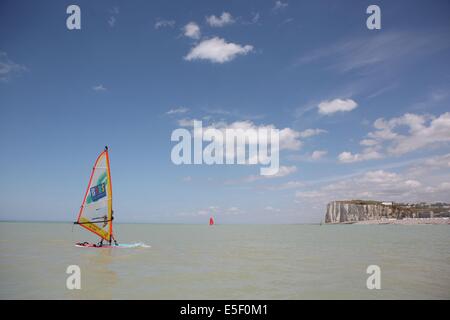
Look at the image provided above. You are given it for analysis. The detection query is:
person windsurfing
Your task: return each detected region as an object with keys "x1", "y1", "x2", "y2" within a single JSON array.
[
  {"x1": 92, "y1": 210, "x2": 117, "y2": 247},
  {"x1": 74, "y1": 146, "x2": 119, "y2": 247}
]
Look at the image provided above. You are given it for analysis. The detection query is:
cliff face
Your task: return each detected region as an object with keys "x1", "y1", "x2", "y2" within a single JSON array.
[
  {"x1": 325, "y1": 200, "x2": 450, "y2": 223},
  {"x1": 325, "y1": 201, "x2": 393, "y2": 223}
]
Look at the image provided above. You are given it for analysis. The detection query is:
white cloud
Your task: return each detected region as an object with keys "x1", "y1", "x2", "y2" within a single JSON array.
[
  {"x1": 280, "y1": 18, "x2": 294, "y2": 26},
  {"x1": 385, "y1": 113, "x2": 450, "y2": 155},
  {"x1": 295, "y1": 162, "x2": 450, "y2": 205},
  {"x1": 264, "y1": 206, "x2": 281, "y2": 212},
  {"x1": 176, "y1": 119, "x2": 303, "y2": 180},
  {"x1": 338, "y1": 149, "x2": 383, "y2": 163},
  {"x1": 295, "y1": 190, "x2": 324, "y2": 199},
  {"x1": 279, "y1": 127, "x2": 302, "y2": 150},
  {"x1": 404, "y1": 153, "x2": 450, "y2": 179},
  {"x1": 438, "y1": 182, "x2": 450, "y2": 191},
  {"x1": 286, "y1": 151, "x2": 331, "y2": 162},
  {"x1": 251, "y1": 12, "x2": 260, "y2": 24},
  {"x1": 203, "y1": 120, "x2": 302, "y2": 151},
  {"x1": 311, "y1": 150, "x2": 328, "y2": 160},
  {"x1": 155, "y1": 19, "x2": 175, "y2": 29},
  {"x1": 182, "y1": 176, "x2": 192, "y2": 182},
  {"x1": 191, "y1": 205, "x2": 242, "y2": 216},
  {"x1": 239, "y1": 12, "x2": 261, "y2": 25},
  {"x1": 267, "y1": 180, "x2": 304, "y2": 190},
  {"x1": 183, "y1": 22, "x2": 201, "y2": 39},
  {"x1": 166, "y1": 107, "x2": 189, "y2": 115},
  {"x1": 92, "y1": 84, "x2": 107, "y2": 92},
  {"x1": 264, "y1": 165, "x2": 297, "y2": 178},
  {"x1": 0, "y1": 52, "x2": 27, "y2": 82},
  {"x1": 206, "y1": 12, "x2": 235, "y2": 27},
  {"x1": 273, "y1": 1, "x2": 288, "y2": 11},
  {"x1": 245, "y1": 165, "x2": 297, "y2": 182},
  {"x1": 108, "y1": 7, "x2": 119, "y2": 27},
  {"x1": 184, "y1": 37, "x2": 253, "y2": 63},
  {"x1": 297, "y1": 31, "x2": 449, "y2": 74},
  {"x1": 108, "y1": 16, "x2": 116, "y2": 27},
  {"x1": 203, "y1": 108, "x2": 264, "y2": 121},
  {"x1": 411, "y1": 88, "x2": 450, "y2": 111},
  {"x1": 110, "y1": 6, "x2": 119, "y2": 15},
  {"x1": 421, "y1": 153, "x2": 450, "y2": 169},
  {"x1": 318, "y1": 98, "x2": 358, "y2": 115},
  {"x1": 226, "y1": 206, "x2": 241, "y2": 215},
  {"x1": 299, "y1": 128, "x2": 327, "y2": 138},
  {"x1": 361, "y1": 170, "x2": 400, "y2": 183},
  {"x1": 368, "y1": 118, "x2": 398, "y2": 140},
  {"x1": 360, "y1": 139, "x2": 378, "y2": 146},
  {"x1": 196, "y1": 207, "x2": 215, "y2": 216},
  {"x1": 404, "y1": 180, "x2": 422, "y2": 188},
  {"x1": 341, "y1": 112, "x2": 450, "y2": 163},
  {"x1": 177, "y1": 118, "x2": 195, "y2": 127}
]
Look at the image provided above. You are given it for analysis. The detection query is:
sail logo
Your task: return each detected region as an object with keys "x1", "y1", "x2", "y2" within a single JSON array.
[
  {"x1": 90, "y1": 183, "x2": 106, "y2": 202},
  {"x1": 171, "y1": 120, "x2": 280, "y2": 176}
]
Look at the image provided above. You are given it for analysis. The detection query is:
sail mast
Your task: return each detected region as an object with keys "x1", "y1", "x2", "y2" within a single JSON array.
[{"x1": 104, "y1": 146, "x2": 113, "y2": 241}]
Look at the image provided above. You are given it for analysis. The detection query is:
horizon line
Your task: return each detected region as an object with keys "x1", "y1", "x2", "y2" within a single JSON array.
[{"x1": 0, "y1": 219, "x2": 320, "y2": 225}]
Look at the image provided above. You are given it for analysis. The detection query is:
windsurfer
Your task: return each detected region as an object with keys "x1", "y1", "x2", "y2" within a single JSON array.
[
  {"x1": 109, "y1": 210, "x2": 118, "y2": 246},
  {"x1": 74, "y1": 147, "x2": 120, "y2": 248},
  {"x1": 94, "y1": 211, "x2": 118, "y2": 246}
]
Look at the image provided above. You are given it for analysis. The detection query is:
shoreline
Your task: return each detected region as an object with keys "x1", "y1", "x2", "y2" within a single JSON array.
[{"x1": 354, "y1": 217, "x2": 450, "y2": 225}]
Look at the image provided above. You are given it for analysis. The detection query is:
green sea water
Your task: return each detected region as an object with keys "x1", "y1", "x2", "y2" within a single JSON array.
[{"x1": 0, "y1": 222, "x2": 449, "y2": 299}]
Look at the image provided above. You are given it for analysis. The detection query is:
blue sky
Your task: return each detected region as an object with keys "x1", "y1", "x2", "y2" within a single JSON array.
[{"x1": 1, "y1": 0, "x2": 449, "y2": 223}]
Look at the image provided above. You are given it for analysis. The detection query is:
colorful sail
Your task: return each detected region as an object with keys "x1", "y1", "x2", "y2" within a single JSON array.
[
  {"x1": 209, "y1": 217, "x2": 214, "y2": 225},
  {"x1": 76, "y1": 147, "x2": 113, "y2": 241}
]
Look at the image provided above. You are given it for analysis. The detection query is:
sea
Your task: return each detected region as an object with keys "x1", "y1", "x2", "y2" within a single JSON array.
[{"x1": 0, "y1": 222, "x2": 449, "y2": 299}]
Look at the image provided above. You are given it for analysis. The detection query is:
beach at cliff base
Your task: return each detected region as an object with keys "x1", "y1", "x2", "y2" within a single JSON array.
[{"x1": 353, "y1": 217, "x2": 450, "y2": 225}]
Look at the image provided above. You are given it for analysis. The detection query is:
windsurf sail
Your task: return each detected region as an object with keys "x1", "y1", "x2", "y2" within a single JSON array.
[
  {"x1": 75, "y1": 146, "x2": 113, "y2": 241},
  {"x1": 209, "y1": 217, "x2": 214, "y2": 225}
]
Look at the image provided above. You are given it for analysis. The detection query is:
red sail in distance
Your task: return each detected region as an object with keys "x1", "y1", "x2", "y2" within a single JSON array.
[{"x1": 209, "y1": 217, "x2": 214, "y2": 225}]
